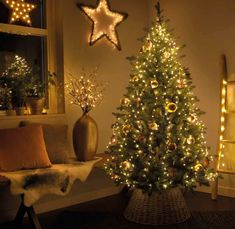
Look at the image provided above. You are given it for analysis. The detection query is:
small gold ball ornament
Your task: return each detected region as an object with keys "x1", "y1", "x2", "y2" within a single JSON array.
[
  {"x1": 132, "y1": 76, "x2": 140, "y2": 82},
  {"x1": 166, "y1": 102, "x2": 177, "y2": 113},
  {"x1": 122, "y1": 161, "x2": 132, "y2": 170},
  {"x1": 168, "y1": 142, "x2": 177, "y2": 152},
  {"x1": 150, "y1": 80, "x2": 158, "y2": 89},
  {"x1": 120, "y1": 97, "x2": 130, "y2": 106},
  {"x1": 194, "y1": 163, "x2": 203, "y2": 171},
  {"x1": 187, "y1": 135, "x2": 195, "y2": 145},
  {"x1": 187, "y1": 115, "x2": 197, "y2": 123},
  {"x1": 148, "y1": 122, "x2": 159, "y2": 131}
]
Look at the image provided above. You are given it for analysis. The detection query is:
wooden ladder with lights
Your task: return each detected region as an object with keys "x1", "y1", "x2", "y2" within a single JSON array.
[{"x1": 211, "y1": 54, "x2": 235, "y2": 199}]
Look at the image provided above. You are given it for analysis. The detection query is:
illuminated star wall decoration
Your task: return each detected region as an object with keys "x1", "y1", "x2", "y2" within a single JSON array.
[
  {"x1": 4, "y1": 0, "x2": 37, "y2": 26},
  {"x1": 77, "y1": 0, "x2": 128, "y2": 50}
]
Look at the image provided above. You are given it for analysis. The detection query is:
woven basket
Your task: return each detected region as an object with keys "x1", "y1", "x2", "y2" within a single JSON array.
[{"x1": 124, "y1": 187, "x2": 191, "y2": 225}]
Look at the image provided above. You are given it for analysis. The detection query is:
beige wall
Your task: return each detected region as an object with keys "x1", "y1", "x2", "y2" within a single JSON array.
[
  {"x1": 149, "y1": 0, "x2": 235, "y2": 195},
  {"x1": 63, "y1": 0, "x2": 149, "y2": 155}
]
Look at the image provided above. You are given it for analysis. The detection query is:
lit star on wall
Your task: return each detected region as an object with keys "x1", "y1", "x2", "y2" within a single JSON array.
[
  {"x1": 77, "y1": 0, "x2": 128, "y2": 50},
  {"x1": 4, "y1": 0, "x2": 37, "y2": 26}
]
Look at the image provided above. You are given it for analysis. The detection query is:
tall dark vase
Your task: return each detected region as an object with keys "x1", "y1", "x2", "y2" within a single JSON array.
[{"x1": 73, "y1": 113, "x2": 98, "y2": 161}]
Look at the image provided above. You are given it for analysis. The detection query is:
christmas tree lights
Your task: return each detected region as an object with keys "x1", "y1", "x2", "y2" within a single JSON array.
[{"x1": 105, "y1": 3, "x2": 216, "y2": 193}]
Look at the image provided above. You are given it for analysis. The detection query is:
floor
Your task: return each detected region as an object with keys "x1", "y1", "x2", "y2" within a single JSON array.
[{"x1": 2, "y1": 191, "x2": 235, "y2": 229}]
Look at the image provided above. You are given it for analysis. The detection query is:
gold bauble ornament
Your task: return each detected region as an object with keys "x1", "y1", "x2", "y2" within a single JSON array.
[
  {"x1": 187, "y1": 135, "x2": 195, "y2": 145},
  {"x1": 194, "y1": 163, "x2": 203, "y2": 171},
  {"x1": 122, "y1": 160, "x2": 132, "y2": 170},
  {"x1": 120, "y1": 97, "x2": 130, "y2": 106},
  {"x1": 148, "y1": 122, "x2": 159, "y2": 131},
  {"x1": 150, "y1": 80, "x2": 158, "y2": 89},
  {"x1": 132, "y1": 76, "x2": 140, "y2": 82},
  {"x1": 187, "y1": 115, "x2": 196, "y2": 123},
  {"x1": 166, "y1": 102, "x2": 177, "y2": 113},
  {"x1": 168, "y1": 142, "x2": 177, "y2": 152}
]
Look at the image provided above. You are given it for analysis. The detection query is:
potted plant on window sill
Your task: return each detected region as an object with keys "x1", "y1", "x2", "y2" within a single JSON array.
[
  {"x1": 26, "y1": 71, "x2": 56, "y2": 115},
  {"x1": 25, "y1": 76, "x2": 46, "y2": 115}
]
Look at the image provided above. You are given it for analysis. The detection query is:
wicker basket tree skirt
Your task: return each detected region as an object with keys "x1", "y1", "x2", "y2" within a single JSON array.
[{"x1": 124, "y1": 187, "x2": 191, "y2": 226}]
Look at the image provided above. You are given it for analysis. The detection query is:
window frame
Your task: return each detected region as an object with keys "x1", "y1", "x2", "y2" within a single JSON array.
[{"x1": 0, "y1": 0, "x2": 64, "y2": 115}]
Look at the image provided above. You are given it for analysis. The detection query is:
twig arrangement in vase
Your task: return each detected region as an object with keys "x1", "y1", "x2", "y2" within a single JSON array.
[{"x1": 65, "y1": 69, "x2": 107, "y2": 161}]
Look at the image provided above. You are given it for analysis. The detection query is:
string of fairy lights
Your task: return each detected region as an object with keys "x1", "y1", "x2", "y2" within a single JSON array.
[
  {"x1": 65, "y1": 71, "x2": 107, "y2": 114},
  {"x1": 218, "y1": 79, "x2": 227, "y2": 169}
]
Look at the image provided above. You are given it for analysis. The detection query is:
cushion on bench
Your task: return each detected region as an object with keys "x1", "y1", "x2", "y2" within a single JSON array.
[
  {"x1": 0, "y1": 124, "x2": 51, "y2": 171},
  {"x1": 20, "y1": 121, "x2": 70, "y2": 164}
]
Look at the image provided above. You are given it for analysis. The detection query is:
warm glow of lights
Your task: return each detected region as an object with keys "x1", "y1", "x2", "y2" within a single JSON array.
[
  {"x1": 218, "y1": 80, "x2": 227, "y2": 169},
  {"x1": 78, "y1": 0, "x2": 127, "y2": 50},
  {"x1": 65, "y1": 70, "x2": 107, "y2": 114},
  {"x1": 4, "y1": 0, "x2": 37, "y2": 26}
]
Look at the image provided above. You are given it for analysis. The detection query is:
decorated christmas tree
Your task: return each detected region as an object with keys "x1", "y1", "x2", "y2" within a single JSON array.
[{"x1": 105, "y1": 3, "x2": 215, "y2": 194}]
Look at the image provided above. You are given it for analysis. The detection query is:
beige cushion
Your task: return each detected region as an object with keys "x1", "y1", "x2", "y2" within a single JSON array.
[
  {"x1": 20, "y1": 121, "x2": 70, "y2": 164},
  {"x1": 0, "y1": 125, "x2": 51, "y2": 171}
]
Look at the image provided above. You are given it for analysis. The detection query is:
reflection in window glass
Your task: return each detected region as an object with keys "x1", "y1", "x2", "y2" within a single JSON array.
[{"x1": 0, "y1": 32, "x2": 47, "y2": 82}]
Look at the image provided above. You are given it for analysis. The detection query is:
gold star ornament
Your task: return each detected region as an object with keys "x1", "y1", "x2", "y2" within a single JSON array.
[
  {"x1": 78, "y1": 0, "x2": 128, "y2": 50},
  {"x1": 4, "y1": 0, "x2": 37, "y2": 26}
]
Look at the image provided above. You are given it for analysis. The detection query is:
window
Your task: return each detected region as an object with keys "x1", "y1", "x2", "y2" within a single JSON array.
[{"x1": 0, "y1": 0, "x2": 64, "y2": 114}]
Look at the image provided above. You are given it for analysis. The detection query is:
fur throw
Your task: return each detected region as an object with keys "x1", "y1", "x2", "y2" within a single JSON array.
[{"x1": 0, "y1": 158, "x2": 101, "y2": 206}]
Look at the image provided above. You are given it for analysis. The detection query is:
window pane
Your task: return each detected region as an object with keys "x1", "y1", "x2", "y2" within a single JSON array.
[
  {"x1": 0, "y1": 0, "x2": 46, "y2": 29},
  {"x1": 0, "y1": 32, "x2": 47, "y2": 110}
]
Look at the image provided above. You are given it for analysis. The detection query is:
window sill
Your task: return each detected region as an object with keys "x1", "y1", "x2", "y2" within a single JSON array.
[{"x1": 0, "y1": 113, "x2": 66, "y2": 121}]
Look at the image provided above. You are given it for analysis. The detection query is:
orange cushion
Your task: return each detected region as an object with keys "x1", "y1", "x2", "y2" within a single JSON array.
[
  {"x1": 20, "y1": 121, "x2": 70, "y2": 164},
  {"x1": 0, "y1": 125, "x2": 52, "y2": 171}
]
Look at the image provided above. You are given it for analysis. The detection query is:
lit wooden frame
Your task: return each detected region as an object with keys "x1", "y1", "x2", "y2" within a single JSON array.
[{"x1": 212, "y1": 54, "x2": 235, "y2": 199}]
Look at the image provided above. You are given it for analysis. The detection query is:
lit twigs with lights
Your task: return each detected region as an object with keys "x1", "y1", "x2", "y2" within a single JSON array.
[
  {"x1": 105, "y1": 2, "x2": 216, "y2": 194},
  {"x1": 65, "y1": 70, "x2": 107, "y2": 114}
]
